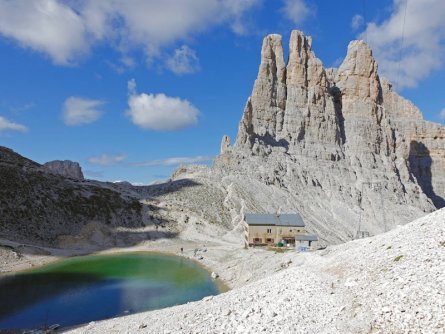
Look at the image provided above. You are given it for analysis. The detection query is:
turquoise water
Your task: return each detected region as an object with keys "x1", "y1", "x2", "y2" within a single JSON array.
[{"x1": 0, "y1": 252, "x2": 223, "y2": 330}]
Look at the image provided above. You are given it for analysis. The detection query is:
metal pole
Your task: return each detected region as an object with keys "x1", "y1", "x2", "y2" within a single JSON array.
[{"x1": 380, "y1": 183, "x2": 387, "y2": 232}]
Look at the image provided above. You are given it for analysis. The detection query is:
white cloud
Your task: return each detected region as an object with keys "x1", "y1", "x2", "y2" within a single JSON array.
[
  {"x1": 127, "y1": 79, "x2": 137, "y2": 95},
  {"x1": 351, "y1": 14, "x2": 364, "y2": 30},
  {"x1": 281, "y1": 0, "x2": 312, "y2": 25},
  {"x1": 106, "y1": 56, "x2": 136, "y2": 74},
  {"x1": 0, "y1": 0, "x2": 260, "y2": 65},
  {"x1": 220, "y1": 0, "x2": 260, "y2": 35},
  {"x1": 88, "y1": 154, "x2": 127, "y2": 166},
  {"x1": 0, "y1": 116, "x2": 28, "y2": 133},
  {"x1": 361, "y1": 0, "x2": 445, "y2": 89},
  {"x1": 62, "y1": 97, "x2": 104, "y2": 126},
  {"x1": 440, "y1": 108, "x2": 445, "y2": 121},
  {"x1": 9, "y1": 102, "x2": 35, "y2": 114},
  {"x1": 120, "y1": 56, "x2": 136, "y2": 68},
  {"x1": 131, "y1": 156, "x2": 213, "y2": 167},
  {"x1": 0, "y1": 0, "x2": 88, "y2": 65},
  {"x1": 126, "y1": 79, "x2": 199, "y2": 131},
  {"x1": 166, "y1": 45, "x2": 200, "y2": 75}
]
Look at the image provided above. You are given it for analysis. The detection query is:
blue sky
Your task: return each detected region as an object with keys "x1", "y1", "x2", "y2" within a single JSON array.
[{"x1": 1, "y1": 0, "x2": 444, "y2": 184}]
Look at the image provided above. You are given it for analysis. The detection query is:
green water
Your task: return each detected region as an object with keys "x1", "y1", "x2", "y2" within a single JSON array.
[{"x1": 0, "y1": 252, "x2": 223, "y2": 330}]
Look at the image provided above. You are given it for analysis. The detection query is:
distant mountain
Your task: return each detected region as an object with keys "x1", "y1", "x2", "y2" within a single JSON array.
[{"x1": 44, "y1": 160, "x2": 84, "y2": 180}]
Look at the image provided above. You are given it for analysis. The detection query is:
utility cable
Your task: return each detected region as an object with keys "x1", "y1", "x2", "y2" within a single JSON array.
[{"x1": 396, "y1": 0, "x2": 409, "y2": 91}]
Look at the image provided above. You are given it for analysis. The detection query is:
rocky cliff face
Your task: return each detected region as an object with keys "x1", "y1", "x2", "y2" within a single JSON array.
[
  {"x1": 212, "y1": 30, "x2": 445, "y2": 243},
  {"x1": 44, "y1": 160, "x2": 84, "y2": 180}
]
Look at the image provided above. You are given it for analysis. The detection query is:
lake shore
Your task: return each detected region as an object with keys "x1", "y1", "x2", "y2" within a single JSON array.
[{"x1": 0, "y1": 234, "x2": 295, "y2": 290}]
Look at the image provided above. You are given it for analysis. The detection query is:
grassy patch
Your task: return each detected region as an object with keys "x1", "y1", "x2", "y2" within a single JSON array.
[
  {"x1": 394, "y1": 255, "x2": 403, "y2": 262},
  {"x1": 386, "y1": 246, "x2": 392, "y2": 250}
]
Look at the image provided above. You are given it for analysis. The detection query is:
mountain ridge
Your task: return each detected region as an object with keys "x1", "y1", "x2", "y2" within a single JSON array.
[
  {"x1": 0, "y1": 146, "x2": 145, "y2": 247},
  {"x1": 209, "y1": 30, "x2": 445, "y2": 242}
]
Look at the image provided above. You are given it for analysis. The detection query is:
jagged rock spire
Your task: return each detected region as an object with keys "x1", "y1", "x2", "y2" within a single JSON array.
[
  {"x1": 235, "y1": 34, "x2": 287, "y2": 147},
  {"x1": 235, "y1": 30, "x2": 342, "y2": 154},
  {"x1": 336, "y1": 40, "x2": 380, "y2": 105},
  {"x1": 287, "y1": 30, "x2": 326, "y2": 89}
]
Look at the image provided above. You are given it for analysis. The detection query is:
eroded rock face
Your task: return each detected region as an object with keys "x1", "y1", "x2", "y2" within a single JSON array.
[
  {"x1": 213, "y1": 30, "x2": 445, "y2": 243},
  {"x1": 44, "y1": 160, "x2": 84, "y2": 180}
]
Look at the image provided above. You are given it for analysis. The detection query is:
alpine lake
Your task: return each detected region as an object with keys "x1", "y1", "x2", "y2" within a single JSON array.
[{"x1": 0, "y1": 252, "x2": 226, "y2": 330}]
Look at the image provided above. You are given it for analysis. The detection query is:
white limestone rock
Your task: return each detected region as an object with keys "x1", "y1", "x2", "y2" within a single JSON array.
[{"x1": 220, "y1": 135, "x2": 231, "y2": 154}]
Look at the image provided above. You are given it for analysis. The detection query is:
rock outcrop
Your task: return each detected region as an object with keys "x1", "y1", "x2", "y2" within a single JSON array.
[
  {"x1": 44, "y1": 160, "x2": 84, "y2": 180},
  {"x1": 220, "y1": 135, "x2": 231, "y2": 154},
  {"x1": 213, "y1": 30, "x2": 445, "y2": 243}
]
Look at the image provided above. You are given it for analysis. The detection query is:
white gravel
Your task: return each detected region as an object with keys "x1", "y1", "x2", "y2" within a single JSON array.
[{"x1": 68, "y1": 208, "x2": 445, "y2": 334}]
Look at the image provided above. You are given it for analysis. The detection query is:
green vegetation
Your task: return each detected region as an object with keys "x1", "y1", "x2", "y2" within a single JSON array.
[{"x1": 394, "y1": 255, "x2": 403, "y2": 262}]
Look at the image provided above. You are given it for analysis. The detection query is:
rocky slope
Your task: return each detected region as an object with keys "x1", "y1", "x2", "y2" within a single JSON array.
[
  {"x1": 206, "y1": 30, "x2": 445, "y2": 243},
  {"x1": 0, "y1": 147, "x2": 144, "y2": 247},
  {"x1": 44, "y1": 160, "x2": 84, "y2": 180},
  {"x1": 0, "y1": 146, "x2": 236, "y2": 251},
  {"x1": 68, "y1": 207, "x2": 445, "y2": 334}
]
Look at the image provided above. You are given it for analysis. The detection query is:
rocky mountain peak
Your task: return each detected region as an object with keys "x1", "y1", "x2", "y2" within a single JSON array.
[
  {"x1": 44, "y1": 160, "x2": 84, "y2": 180},
  {"x1": 287, "y1": 30, "x2": 325, "y2": 89},
  {"x1": 339, "y1": 40, "x2": 376, "y2": 75},
  {"x1": 258, "y1": 34, "x2": 286, "y2": 85},
  {"x1": 336, "y1": 39, "x2": 380, "y2": 104}
]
